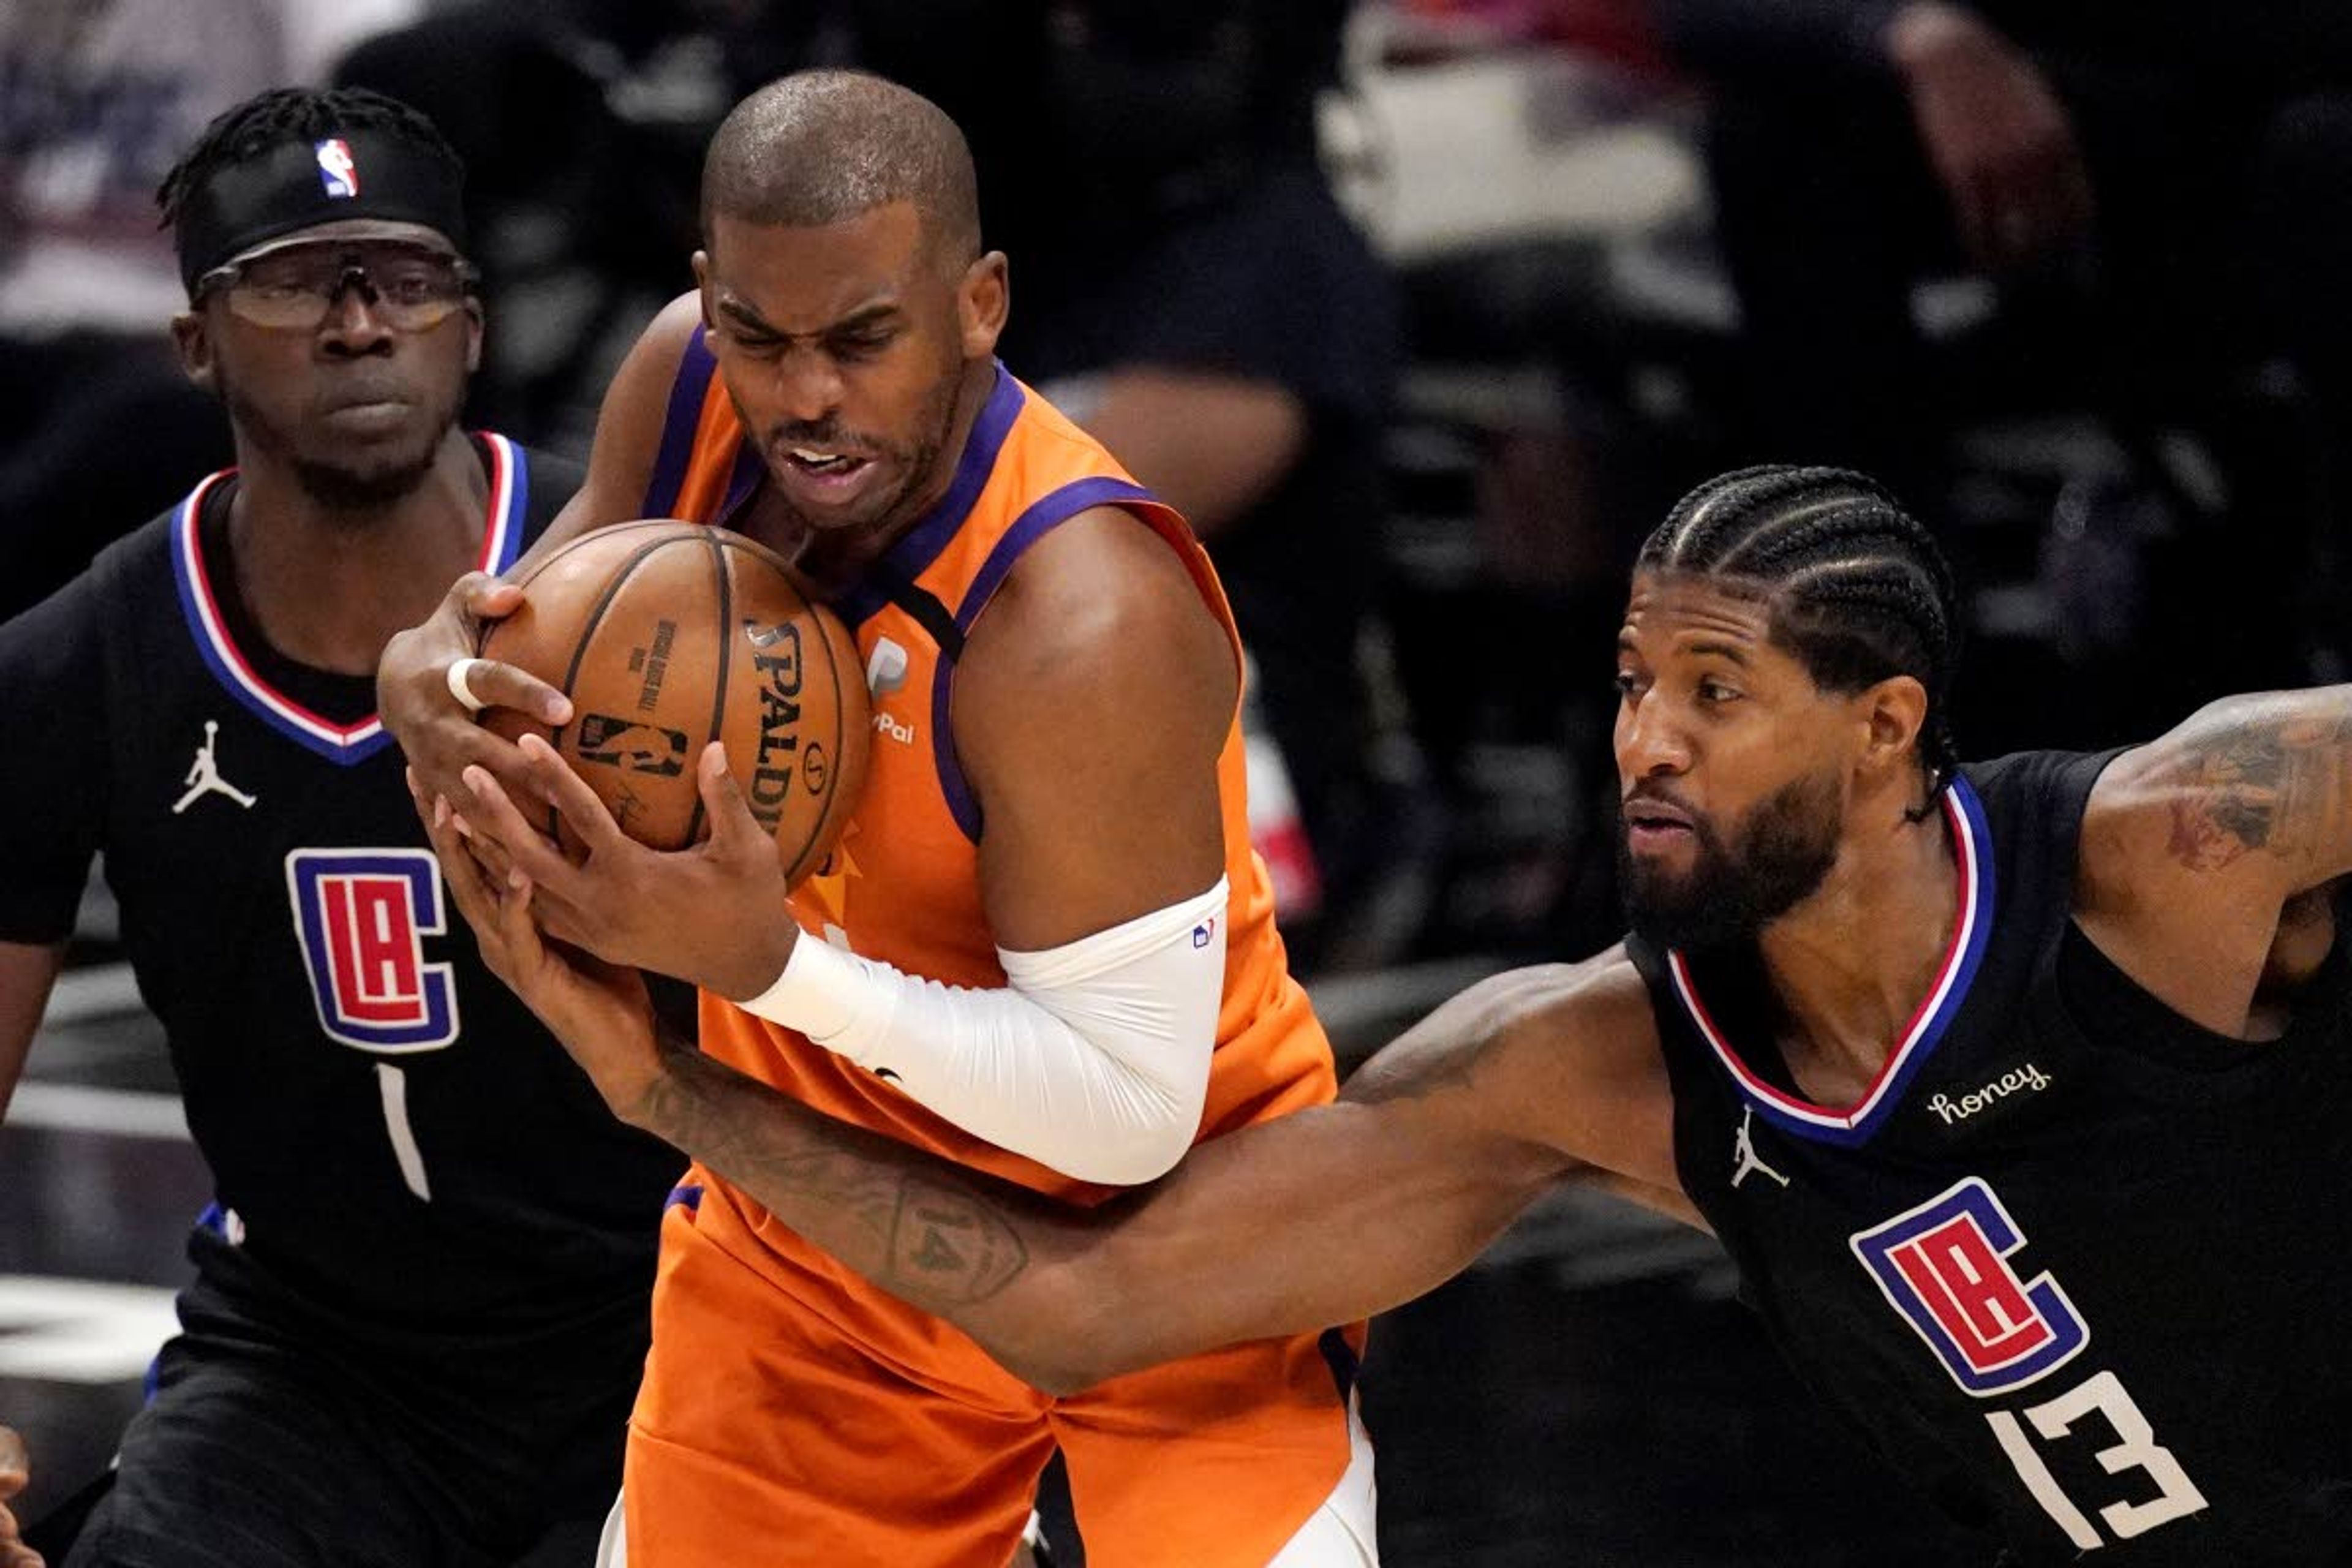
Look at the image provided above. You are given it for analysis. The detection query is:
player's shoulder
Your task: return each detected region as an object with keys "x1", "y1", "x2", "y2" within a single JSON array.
[
  {"x1": 1348, "y1": 949, "x2": 1664, "y2": 1105},
  {"x1": 960, "y1": 503, "x2": 1229, "y2": 709},
  {"x1": 50, "y1": 496, "x2": 187, "y2": 622},
  {"x1": 1504, "y1": 947, "x2": 1664, "y2": 1067},
  {"x1": 0, "y1": 496, "x2": 186, "y2": 701},
  {"x1": 1343, "y1": 948, "x2": 1676, "y2": 1185},
  {"x1": 616, "y1": 293, "x2": 709, "y2": 403},
  {"x1": 992, "y1": 502, "x2": 1202, "y2": 622},
  {"x1": 575, "y1": 293, "x2": 713, "y2": 524},
  {"x1": 1962, "y1": 745, "x2": 2125, "y2": 812}
]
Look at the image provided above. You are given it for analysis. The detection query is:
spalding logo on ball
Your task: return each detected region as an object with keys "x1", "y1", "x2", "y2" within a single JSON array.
[{"x1": 475, "y1": 520, "x2": 870, "y2": 886}]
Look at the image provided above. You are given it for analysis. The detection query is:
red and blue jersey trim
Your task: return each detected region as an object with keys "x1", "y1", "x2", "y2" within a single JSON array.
[
  {"x1": 1666, "y1": 775, "x2": 1996, "y2": 1147},
  {"x1": 172, "y1": 433, "x2": 529, "y2": 766}
]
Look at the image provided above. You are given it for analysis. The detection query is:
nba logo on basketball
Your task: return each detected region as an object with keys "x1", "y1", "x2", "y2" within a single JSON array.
[
  {"x1": 314, "y1": 138, "x2": 360, "y2": 198},
  {"x1": 285, "y1": 850, "x2": 458, "y2": 1053},
  {"x1": 1850, "y1": 1177, "x2": 2089, "y2": 1396}
]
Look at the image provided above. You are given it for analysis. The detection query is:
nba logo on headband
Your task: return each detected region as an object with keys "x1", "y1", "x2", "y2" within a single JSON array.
[{"x1": 314, "y1": 138, "x2": 360, "y2": 198}]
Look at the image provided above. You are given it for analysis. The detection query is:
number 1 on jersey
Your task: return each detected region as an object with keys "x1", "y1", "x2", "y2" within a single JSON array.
[{"x1": 287, "y1": 851, "x2": 462, "y2": 1202}]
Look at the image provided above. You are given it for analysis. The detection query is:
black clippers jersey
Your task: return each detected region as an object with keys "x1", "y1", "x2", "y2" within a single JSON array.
[
  {"x1": 1629, "y1": 750, "x2": 2352, "y2": 1566},
  {"x1": 36, "y1": 437, "x2": 680, "y2": 1358}
]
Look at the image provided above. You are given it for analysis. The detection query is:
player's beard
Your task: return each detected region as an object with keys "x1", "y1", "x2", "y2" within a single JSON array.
[
  {"x1": 760, "y1": 354, "x2": 966, "y2": 543},
  {"x1": 219, "y1": 366, "x2": 455, "y2": 516},
  {"x1": 1618, "y1": 769, "x2": 1844, "y2": 952}
]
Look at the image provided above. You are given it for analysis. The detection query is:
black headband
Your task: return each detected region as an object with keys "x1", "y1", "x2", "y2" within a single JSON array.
[{"x1": 175, "y1": 127, "x2": 468, "y2": 293}]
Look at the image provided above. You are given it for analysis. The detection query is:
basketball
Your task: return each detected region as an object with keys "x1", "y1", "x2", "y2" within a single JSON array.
[{"x1": 476, "y1": 519, "x2": 869, "y2": 885}]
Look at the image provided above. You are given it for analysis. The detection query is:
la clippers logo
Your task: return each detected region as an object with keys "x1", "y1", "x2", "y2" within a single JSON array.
[
  {"x1": 1850, "y1": 1177, "x2": 2088, "y2": 1397},
  {"x1": 314, "y1": 138, "x2": 360, "y2": 198},
  {"x1": 285, "y1": 851, "x2": 458, "y2": 1052}
]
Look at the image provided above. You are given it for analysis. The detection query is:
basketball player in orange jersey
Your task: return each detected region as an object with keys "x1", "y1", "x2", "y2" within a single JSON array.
[{"x1": 383, "y1": 71, "x2": 1376, "y2": 1568}]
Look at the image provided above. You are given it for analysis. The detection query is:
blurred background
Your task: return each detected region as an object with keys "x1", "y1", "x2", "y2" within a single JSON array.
[{"x1": 5, "y1": 1, "x2": 2343, "y2": 1561}]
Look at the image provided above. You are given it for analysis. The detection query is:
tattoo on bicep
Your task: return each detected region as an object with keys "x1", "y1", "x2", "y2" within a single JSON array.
[
  {"x1": 883, "y1": 1176, "x2": 1031, "y2": 1303},
  {"x1": 2163, "y1": 699, "x2": 2352, "y2": 872}
]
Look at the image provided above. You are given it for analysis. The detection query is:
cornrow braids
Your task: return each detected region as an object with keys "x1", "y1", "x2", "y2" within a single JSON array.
[
  {"x1": 1639, "y1": 465, "x2": 1963, "y2": 819},
  {"x1": 155, "y1": 86, "x2": 460, "y2": 231}
]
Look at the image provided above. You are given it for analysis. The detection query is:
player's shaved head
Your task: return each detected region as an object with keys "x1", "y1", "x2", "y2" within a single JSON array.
[{"x1": 701, "y1": 71, "x2": 982, "y2": 270}]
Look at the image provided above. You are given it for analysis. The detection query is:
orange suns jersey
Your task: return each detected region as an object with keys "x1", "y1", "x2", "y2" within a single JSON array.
[{"x1": 641, "y1": 336, "x2": 1340, "y2": 1207}]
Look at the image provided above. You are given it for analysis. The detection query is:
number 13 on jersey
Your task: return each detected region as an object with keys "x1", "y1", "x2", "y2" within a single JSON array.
[{"x1": 1853, "y1": 1178, "x2": 2207, "y2": 1551}]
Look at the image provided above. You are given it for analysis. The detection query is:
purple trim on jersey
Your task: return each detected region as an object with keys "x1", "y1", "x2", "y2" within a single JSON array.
[
  {"x1": 837, "y1": 363, "x2": 1024, "y2": 629},
  {"x1": 952, "y1": 477, "x2": 1155, "y2": 635},
  {"x1": 1667, "y1": 775, "x2": 1997, "y2": 1148},
  {"x1": 665, "y1": 1183, "x2": 704, "y2": 1212},
  {"x1": 717, "y1": 440, "x2": 764, "y2": 526},
  {"x1": 642, "y1": 328, "x2": 720, "y2": 519},
  {"x1": 932, "y1": 476, "x2": 1158, "y2": 842},
  {"x1": 1317, "y1": 1326, "x2": 1360, "y2": 1401},
  {"x1": 173, "y1": 435, "x2": 527, "y2": 766}
]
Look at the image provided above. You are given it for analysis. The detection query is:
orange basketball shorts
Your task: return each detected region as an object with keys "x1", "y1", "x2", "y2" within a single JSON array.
[{"x1": 622, "y1": 1174, "x2": 1366, "y2": 1567}]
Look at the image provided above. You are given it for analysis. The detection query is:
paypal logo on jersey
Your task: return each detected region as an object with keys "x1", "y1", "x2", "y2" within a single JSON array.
[
  {"x1": 314, "y1": 138, "x2": 360, "y2": 198},
  {"x1": 285, "y1": 850, "x2": 458, "y2": 1052},
  {"x1": 1850, "y1": 1177, "x2": 2089, "y2": 1396}
]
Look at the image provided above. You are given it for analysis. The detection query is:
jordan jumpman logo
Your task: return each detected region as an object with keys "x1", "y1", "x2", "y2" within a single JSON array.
[
  {"x1": 1731, "y1": 1104, "x2": 1790, "y2": 1189},
  {"x1": 173, "y1": 721, "x2": 258, "y2": 815}
]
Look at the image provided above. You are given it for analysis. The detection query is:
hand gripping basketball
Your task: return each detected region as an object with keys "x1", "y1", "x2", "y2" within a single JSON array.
[
  {"x1": 456, "y1": 735, "x2": 802, "y2": 1000},
  {"x1": 379, "y1": 570, "x2": 573, "y2": 814},
  {"x1": 469, "y1": 521, "x2": 869, "y2": 872}
]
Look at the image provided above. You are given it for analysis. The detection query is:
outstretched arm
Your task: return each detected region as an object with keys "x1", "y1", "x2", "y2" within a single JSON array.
[
  {"x1": 2081, "y1": 687, "x2": 2352, "y2": 1033},
  {"x1": 421, "y1": 780, "x2": 1680, "y2": 1392},
  {"x1": 633, "y1": 965, "x2": 1636, "y2": 1392}
]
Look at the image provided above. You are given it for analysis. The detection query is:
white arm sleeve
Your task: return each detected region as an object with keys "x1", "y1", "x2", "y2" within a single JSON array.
[{"x1": 737, "y1": 877, "x2": 1229, "y2": 1185}]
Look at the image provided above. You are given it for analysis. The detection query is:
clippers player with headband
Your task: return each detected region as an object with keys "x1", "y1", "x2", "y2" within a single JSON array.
[
  {"x1": 386, "y1": 70, "x2": 1375, "y2": 1568},
  {"x1": 0, "y1": 88, "x2": 680, "y2": 1567},
  {"x1": 444, "y1": 464, "x2": 2352, "y2": 1562}
]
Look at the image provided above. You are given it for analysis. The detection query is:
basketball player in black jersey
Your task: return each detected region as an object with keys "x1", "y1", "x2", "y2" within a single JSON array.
[
  {"x1": 440, "y1": 462, "x2": 2352, "y2": 1563},
  {"x1": 0, "y1": 88, "x2": 683, "y2": 1567}
]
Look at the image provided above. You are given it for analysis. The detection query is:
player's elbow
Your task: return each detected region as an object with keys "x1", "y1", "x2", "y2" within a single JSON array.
[
  {"x1": 993, "y1": 1262, "x2": 1167, "y2": 1395},
  {"x1": 1049, "y1": 1106, "x2": 1198, "y2": 1187}
]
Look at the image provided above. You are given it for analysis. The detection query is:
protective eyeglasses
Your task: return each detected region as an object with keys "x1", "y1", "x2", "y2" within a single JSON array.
[{"x1": 194, "y1": 241, "x2": 479, "y2": 332}]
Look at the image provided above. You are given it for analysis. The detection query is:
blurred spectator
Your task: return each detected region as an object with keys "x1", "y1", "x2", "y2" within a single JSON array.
[
  {"x1": 1398, "y1": 0, "x2": 1676, "y2": 77},
  {"x1": 0, "y1": 0, "x2": 412, "y2": 623},
  {"x1": 336, "y1": 1, "x2": 830, "y2": 445},
  {"x1": 856, "y1": 1, "x2": 1403, "y2": 955},
  {"x1": 1659, "y1": 0, "x2": 2352, "y2": 546}
]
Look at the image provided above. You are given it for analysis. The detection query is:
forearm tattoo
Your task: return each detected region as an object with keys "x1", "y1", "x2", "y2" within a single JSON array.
[
  {"x1": 884, "y1": 1176, "x2": 1031, "y2": 1303},
  {"x1": 2162, "y1": 696, "x2": 2352, "y2": 872},
  {"x1": 638, "y1": 1048, "x2": 1032, "y2": 1305}
]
